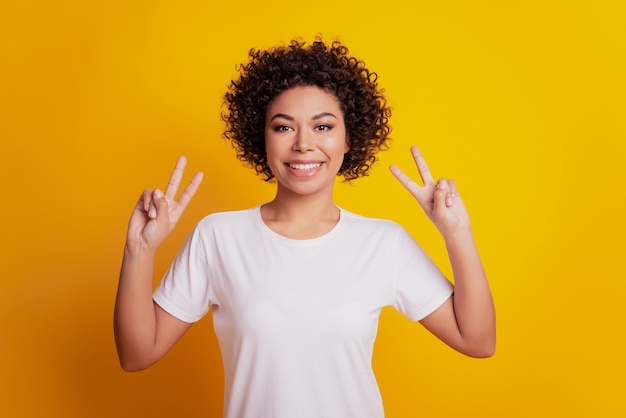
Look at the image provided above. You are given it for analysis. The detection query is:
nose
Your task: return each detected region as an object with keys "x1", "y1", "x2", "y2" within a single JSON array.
[{"x1": 292, "y1": 128, "x2": 314, "y2": 152}]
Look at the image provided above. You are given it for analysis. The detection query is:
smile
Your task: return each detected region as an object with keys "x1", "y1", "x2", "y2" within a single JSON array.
[{"x1": 286, "y1": 162, "x2": 323, "y2": 171}]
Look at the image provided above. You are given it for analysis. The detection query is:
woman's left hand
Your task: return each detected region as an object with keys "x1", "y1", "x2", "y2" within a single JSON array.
[{"x1": 390, "y1": 146, "x2": 471, "y2": 238}]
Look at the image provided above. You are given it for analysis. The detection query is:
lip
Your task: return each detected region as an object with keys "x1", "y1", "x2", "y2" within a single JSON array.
[{"x1": 284, "y1": 160, "x2": 325, "y2": 177}]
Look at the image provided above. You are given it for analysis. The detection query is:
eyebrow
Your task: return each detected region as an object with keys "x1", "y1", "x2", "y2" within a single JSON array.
[{"x1": 269, "y1": 112, "x2": 338, "y2": 122}]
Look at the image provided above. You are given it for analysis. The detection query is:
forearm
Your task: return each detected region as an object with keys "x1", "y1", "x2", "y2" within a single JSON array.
[
  {"x1": 114, "y1": 244, "x2": 159, "y2": 370},
  {"x1": 445, "y1": 228, "x2": 496, "y2": 355}
]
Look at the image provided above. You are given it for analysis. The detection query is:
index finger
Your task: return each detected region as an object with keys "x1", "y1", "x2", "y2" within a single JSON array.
[
  {"x1": 176, "y1": 171, "x2": 204, "y2": 212},
  {"x1": 165, "y1": 156, "x2": 187, "y2": 200},
  {"x1": 411, "y1": 146, "x2": 434, "y2": 186}
]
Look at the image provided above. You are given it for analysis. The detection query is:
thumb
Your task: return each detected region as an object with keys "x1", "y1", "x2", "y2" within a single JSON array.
[
  {"x1": 433, "y1": 179, "x2": 449, "y2": 213},
  {"x1": 152, "y1": 189, "x2": 170, "y2": 228}
]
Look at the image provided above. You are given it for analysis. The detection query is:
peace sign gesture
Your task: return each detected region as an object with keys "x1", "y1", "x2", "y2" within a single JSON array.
[
  {"x1": 126, "y1": 156, "x2": 204, "y2": 251},
  {"x1": 390, "y1": 146, "x2": 470, "y2": 238}
]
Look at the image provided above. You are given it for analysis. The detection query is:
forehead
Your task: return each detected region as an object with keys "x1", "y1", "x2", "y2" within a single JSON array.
[{"x1": 267, "y1": 86, "x2": 342, "y2": 115}]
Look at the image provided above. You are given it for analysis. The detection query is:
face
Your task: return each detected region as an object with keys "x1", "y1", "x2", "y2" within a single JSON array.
[{"x1": 264, "y1": 85, "x2": 349, "y2": 198}]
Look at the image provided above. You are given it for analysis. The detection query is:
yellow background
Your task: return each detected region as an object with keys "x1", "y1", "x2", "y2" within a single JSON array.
[{"x1": 1, "y1": 1, "x2": 625, "y2": 417}]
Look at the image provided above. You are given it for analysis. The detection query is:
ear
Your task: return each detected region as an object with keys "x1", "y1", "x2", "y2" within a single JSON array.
[{"x1": 344, "y1": 134, "x2": 350, "y2": 153}]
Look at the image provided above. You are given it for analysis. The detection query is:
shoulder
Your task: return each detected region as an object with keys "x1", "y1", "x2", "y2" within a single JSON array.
[
  {"x1": 340, "y1": 208, "x2": 402, "y2": 228},
  {"x1": 199, "y1": 206, "x2": 256, "y2": 224},
  {"x1": 339, "y1": 208, "x2": 406, "y2": 237},
  {"x1": 194, "y1": 206, "x2": 258, "y2": 234}
]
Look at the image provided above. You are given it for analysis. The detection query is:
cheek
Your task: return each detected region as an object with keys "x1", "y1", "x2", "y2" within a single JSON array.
[
  {"x1": 339, "y1": 133, "x2": 350, "y2": 154},
  {"x1": 264, "y1": 132, "x2": 277, "y2": 158}
]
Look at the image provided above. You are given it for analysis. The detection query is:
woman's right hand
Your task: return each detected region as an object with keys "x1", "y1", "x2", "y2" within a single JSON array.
[{"x1": 126, "y1": 156, "x2": 204, "y2": 251}]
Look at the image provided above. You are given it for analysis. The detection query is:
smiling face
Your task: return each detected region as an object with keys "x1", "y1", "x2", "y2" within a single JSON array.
[{"x1": 264, "y1": 85, "x2": 349, "y2": 199}]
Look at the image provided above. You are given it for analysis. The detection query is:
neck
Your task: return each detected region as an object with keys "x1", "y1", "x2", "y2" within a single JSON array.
[
  {"x1": 264, "y1": 185, "x2": 339, "y2": 222},
  {"x1": 259, "y1": 184, "x2": 341, "y2": 240}
]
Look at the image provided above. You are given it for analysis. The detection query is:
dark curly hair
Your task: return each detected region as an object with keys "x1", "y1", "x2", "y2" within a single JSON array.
[{"x1": 222, "y1": 37, "x2": 392, "y2": 181}]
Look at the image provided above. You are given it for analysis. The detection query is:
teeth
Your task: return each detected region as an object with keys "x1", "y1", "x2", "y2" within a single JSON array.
[{"x1": 288, "y1": 162, "x2": 323, "y2": 170}]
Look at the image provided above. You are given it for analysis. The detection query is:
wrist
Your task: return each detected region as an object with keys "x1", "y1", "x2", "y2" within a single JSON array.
[
  {"x1": 124, "y1": 241, "x2": 158, "y2": 259},
  {"x1": 442, "y1": 225, "x2": 474, "y2": 244}
]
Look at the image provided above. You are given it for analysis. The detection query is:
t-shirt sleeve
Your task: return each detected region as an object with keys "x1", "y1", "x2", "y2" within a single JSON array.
[
  {"x1": 392, "y1": 225, "x2": 454, "y2": 321},
  {"x1": 152, "y1": 224, "x2": 212, "y2": 323}
]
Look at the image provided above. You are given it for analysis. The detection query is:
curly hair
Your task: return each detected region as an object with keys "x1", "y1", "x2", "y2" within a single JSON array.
[{"x1": 222, "y1": 37, "x2": 392, "y2": 181}]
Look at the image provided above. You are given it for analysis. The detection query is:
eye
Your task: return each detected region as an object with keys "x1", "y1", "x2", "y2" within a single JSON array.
[
  {"x1": 315, "y1": 124, "x2": 332, "y2": 132},
  {"x1": 273, "y1": 125, "x2": 293, "y2": 132}
]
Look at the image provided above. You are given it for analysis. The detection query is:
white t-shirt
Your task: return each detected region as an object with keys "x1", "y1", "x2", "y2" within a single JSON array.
[{"x1": 153, "y1": 205, "x2": 453, "y2": 418}]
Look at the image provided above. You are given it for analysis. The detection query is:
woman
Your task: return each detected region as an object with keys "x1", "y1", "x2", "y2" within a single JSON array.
[{"x1": 114, "y1": 38, "x2": 495, "y2": 417}]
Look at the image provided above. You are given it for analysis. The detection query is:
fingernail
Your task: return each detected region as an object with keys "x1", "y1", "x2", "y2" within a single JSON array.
[{"x1": 154, "y1": 189, "x2": 163, "y2": 198}]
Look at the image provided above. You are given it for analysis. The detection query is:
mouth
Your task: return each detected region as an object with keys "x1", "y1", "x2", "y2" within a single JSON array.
[{"x1": 286, "y1": 162, "x2": 324, "y2": 171}]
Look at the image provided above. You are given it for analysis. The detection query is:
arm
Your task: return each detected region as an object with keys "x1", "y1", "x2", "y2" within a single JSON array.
[
  {"x1": 114, "y1": 156, "x2": 203, "y2": 371},
  {"x1": 390, "y1": 146, "x2": 495, "y2": 358}
]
